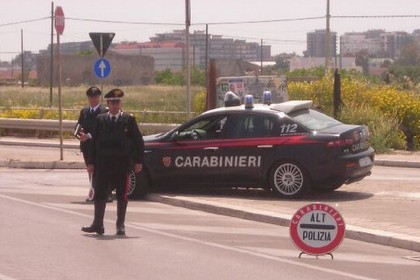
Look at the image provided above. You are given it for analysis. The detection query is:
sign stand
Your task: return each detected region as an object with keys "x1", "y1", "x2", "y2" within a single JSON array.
[
  {"x1": 290, "y1": 203, "x2": 346, "y2": 259},
  {"x1": 298, "y1": 252, "x2": 334, "y2": 259}
]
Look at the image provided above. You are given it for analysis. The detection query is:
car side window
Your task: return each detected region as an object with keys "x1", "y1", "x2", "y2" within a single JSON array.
[
  {"x1": 225, "y1": 114, "x2": 274, "y2": 139},
  {"x1": 175, "y1": 115, "x2": 228, "y2": 140}
]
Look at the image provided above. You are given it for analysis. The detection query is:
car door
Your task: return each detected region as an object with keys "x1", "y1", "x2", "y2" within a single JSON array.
[
  {"x1": 215, "y1": 112, "x2": 278, "y2": 187},
  {"x1": 147, "y1": 114, "x2": 230, "y2": 188}
]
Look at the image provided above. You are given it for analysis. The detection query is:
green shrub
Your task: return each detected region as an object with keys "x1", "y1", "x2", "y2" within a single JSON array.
[
  {"x1": 338, "y1": 104, "x2": 405, "y2": 153},
  {"x1": 288, "y1": 72, "x2": 420, "y2": 151}
]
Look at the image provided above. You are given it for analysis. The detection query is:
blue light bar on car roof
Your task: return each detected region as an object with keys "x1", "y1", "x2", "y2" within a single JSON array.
[
  {"x1": 270, "y1": 100, "x2": 313, "y2": 114},
  {"x1": 244, "y1": 95, "x2": 254, "y2": 109},
  {"x1": 263, "y1": 91, "x2": 272, "y2": 105}
]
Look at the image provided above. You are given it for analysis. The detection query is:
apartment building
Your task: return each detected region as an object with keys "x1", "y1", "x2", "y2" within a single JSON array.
[{"x1": 306, "y1": 29, "x2": 337, "y2": 58}]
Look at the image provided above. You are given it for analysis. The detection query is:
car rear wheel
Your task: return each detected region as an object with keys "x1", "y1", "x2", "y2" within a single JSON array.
[
  {"x1": 127, "y1": 169, "x2": 151, "y2": 199},
  {"x1": 270, "y1": 161, "x2": 309, "y2": 198}
]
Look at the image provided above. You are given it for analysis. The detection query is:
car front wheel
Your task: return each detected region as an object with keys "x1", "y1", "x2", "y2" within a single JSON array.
[
  {"x1": 270, "y1": 161, "x2": 309, "y2": 198},
  {"x1": 127, "y1": 169, "x2": 151, "y2": 199}
]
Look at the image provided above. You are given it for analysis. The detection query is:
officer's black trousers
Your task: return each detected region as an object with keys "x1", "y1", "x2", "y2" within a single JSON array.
[{"x1": 94, "y1": 157, "x2": 130, "y2": 202}]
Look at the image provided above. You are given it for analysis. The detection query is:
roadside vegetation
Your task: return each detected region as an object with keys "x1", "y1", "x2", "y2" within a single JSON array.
[
  {"x1": 1, "y1": 67, "x2": 420, "y2": 152},
  {"x1": 288, "y1": 69, "x2": 420, "y2": 152},
  {"x1": 0, "y1": 84, "x2": 206, "y2": 124}
]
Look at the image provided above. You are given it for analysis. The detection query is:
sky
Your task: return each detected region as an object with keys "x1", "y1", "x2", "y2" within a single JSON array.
[{"x1": 1, "y1": 0, "x2": 420, "y2": 62}]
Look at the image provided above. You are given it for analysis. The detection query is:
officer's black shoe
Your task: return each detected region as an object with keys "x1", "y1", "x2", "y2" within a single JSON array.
[
  {"x1": 81, "y1": 224, "x2": 105, "y2": 235},
  {"x1": 116, "y1": 224, "x2": 125, "y2": 235},
  {"x1": 106, "y1": 195, "x2": 113, "y2": 203}
]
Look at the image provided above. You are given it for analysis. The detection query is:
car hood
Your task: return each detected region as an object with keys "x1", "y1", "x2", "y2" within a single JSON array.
[{"x1": 143, "y1": 133, "x2": 167, "y2": 142}]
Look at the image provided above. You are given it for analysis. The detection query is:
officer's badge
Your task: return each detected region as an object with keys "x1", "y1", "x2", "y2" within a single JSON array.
[{"x1": 163, "y1": 157, "x2": 171, "y2": 167}]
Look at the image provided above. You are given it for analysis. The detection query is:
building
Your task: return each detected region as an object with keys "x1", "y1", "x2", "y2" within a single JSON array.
[
  {"x1": 36, "y1": 52, "x2": 154, "y2": 86},
  {"x1": 340, "y1": 31, "x2": 383, "y2": 56},
  {"x1": 306, "y1": 29, "x2": 337, "y2": 58},
  {"x1": 114, "y1": 30, "x2": 271, "y2": 71},
  {"x1": 113, "y1": 41, "x2": 185, "y2": 71},
  {"x1": 381, "y1": 32, "x2": 411, "y2": 58},
  {"x1": 39, "y1": 41, "x2": 95, "y2": 56},
  {"x1": 289, "y1": 56, "x2": 359, "y2": 71},
  {"x1": 340, "y1": 30, "x2": 412, "y2": 59}
]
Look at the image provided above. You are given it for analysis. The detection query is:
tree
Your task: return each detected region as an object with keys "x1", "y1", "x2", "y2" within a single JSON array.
[
  {"x1": 355, "y1": 50, "x2": 369, "y2": 75},
  {"x1": 397, "y1": 41, "x2": 420, "y2": 66},
  {"x1": 273, "y1": 53, "x2": 296, "y2": 72}
]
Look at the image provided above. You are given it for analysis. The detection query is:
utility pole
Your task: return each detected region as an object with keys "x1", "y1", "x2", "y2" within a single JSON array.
[
  {"x1": 185, "y1": 0, "x2": 191, "y2": 119},
  {"x1": 50, "y1": 1, "x2": 54, "y2": 107},
  {"x1": 325, "y1": 0, "x2": 331, "y2": 71},
  {"x1": 339, "y1": 36, "x2": 343, "y2": 70},
  {"x1": 21, "y1": 29, "x2": 24, "y2": 88},
  {"x1": 205, "y1": 24, "x2": 209, "y2": 94},
  {"x1": 260, "y1": 39, "x2": 263, "y2": 75}
]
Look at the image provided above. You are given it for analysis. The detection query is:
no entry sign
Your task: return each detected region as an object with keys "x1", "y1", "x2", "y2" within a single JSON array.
[{"x1": 289, "y1": 203, "x2": 345, "y2": 256}]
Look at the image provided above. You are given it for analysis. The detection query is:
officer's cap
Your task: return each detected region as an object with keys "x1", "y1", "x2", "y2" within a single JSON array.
[
  {"x1": 105, "y1": 88, "x2": 124, "y2": 100},
  {"x1": 86, "y1": 86, "x2": 101, "y2": 97}
]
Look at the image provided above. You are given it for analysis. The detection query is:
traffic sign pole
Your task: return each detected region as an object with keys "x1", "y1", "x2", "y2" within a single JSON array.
[{"x1": 55, "y1": 6, "x2": 65, "y2": 160}]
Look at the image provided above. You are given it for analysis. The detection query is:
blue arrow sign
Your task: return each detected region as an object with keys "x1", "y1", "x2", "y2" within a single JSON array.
[{"x1": 94, "y1": 58, "x2": 111, "y2": 79}]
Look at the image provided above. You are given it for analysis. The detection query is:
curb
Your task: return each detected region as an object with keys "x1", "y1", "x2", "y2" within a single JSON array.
[
  {"x1": 0, "y1": 139, "x2": 79, "y2": 149},
  {"x1": 1, "y1": 139, "x2": 420, "y2": 169},
  {"x1": 146, "y1": 193, "x2": 420, "y2": 253},
  {"x1": 1, "y1": 159, "x2": 419, "y2": 170},
  {"x1": 374, "y1": 159, "x2": 420, "y2": 168},
  {"x1": 0, "y1": 160, "x2": 85, "y2": 169}
]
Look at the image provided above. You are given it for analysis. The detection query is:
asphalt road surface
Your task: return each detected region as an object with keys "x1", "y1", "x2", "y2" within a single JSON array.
[{"x1": 0, "y1": 167, "x2": 419, "y2": 280}]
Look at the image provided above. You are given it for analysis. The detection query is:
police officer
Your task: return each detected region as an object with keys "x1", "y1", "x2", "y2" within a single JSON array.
[
  {"x1": 224, "y1": 91, "x2": 241, "y2": 107},
  {"x1": 75, "y1": 86, "x2": 108, "y2": 202},
  {"x1": 82, "y1": 88, "x2": 145, "y2": 235}
]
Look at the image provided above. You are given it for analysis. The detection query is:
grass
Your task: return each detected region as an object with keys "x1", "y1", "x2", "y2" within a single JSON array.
[{"x1": 0, "y1": 85, "x2": 206, "y2": 123}]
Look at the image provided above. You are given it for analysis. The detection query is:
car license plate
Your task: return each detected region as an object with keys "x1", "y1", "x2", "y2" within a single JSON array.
[{"x1": 359, "y1": 157, "x2": 372, "y2": 167}]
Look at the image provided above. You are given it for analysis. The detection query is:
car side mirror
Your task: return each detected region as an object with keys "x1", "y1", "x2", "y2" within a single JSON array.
[{"x1": 170, "y1": 131, "x2": 180, "y2": 141}]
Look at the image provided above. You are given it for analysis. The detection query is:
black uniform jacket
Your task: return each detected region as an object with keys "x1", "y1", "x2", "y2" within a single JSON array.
[
  {"x1": 76, "y1": 105, "x2": 108, "y2": 154},
  {"x1": 87, "y1": 112, "x2": 145, "y2": 166}
]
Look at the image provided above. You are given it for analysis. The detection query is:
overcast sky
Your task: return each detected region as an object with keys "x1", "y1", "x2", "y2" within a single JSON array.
[{"x1": 1, "y1": 0, "x2": 420, "y2": 61}]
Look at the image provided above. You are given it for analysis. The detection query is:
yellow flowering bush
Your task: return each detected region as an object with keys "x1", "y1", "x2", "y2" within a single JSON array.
[{"x1": 289, "y1": 74, "x2": 420, "y2": 150}]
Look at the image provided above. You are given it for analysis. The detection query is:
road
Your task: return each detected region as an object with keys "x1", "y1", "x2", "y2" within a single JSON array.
[{"x1": 0, "y1": 167, "x2": 419, "y2": 280}]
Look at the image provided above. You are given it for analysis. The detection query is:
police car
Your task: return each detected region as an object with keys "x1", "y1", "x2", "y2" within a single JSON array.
[{"x1": 128, "y1": 98, "x2": 374, "y2": 199}]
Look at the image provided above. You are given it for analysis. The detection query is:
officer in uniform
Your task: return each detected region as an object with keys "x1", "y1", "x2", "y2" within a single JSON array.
[
  {"x1": 82, "y1": 88, "x2": 145, "y2": 235},
  {"x1": 224, "y1": 91, "x2": 241, "y2": 107},
  {"x1": 74, "y1": 86, "x2": 108, "y2": 202}
]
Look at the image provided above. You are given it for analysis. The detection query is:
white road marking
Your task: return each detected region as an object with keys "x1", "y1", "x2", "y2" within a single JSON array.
[
  {"x1": 0, "y1": 273, "x2": 18, "y2": 280},
  {"x1": 0, "y1": 193, "x2": 380, "y2": 280}
]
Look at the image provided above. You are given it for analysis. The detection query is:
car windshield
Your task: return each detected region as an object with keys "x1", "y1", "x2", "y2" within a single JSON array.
[{"x1": 289, "y1": 109, "x2": 342, "y2": 130}]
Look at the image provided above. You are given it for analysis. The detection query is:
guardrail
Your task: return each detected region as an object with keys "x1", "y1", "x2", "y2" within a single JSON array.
[
  {"x1": 0, "y1": 107, "x2": 189, "y2": 123},
  {"x1": 0, "y1": 118, "x2": 179, "y2": 134}
]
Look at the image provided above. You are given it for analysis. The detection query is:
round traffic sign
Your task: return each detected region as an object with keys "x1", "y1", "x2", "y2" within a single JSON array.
[
  {"x1": 94, "y1": 58, "x2": 111, "y2": 79},
  {"x1": 54, "y1": 6, "x2": 65, "y2": 35},
  {"x1": 289, "y1": 203, "x2": 345, "y2": 255}
]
